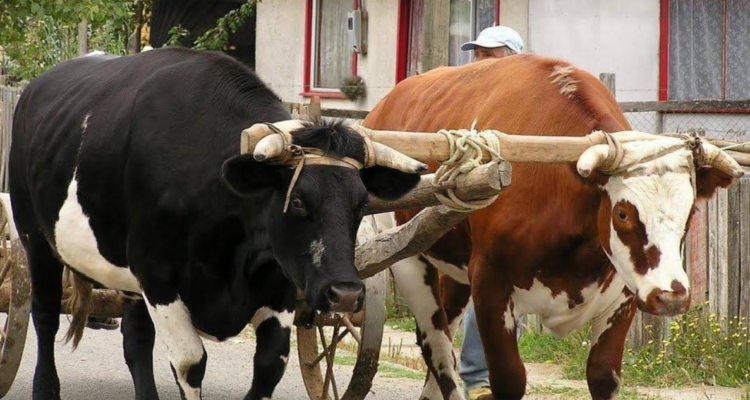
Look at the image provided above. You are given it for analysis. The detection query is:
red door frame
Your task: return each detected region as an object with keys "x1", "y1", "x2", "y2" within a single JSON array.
[
  {"x1": 302, "y1": 0, "x2": 359, "y2": 99},
  {"x1": 396, "y1": 0, "x2": 502, "y2": 83}
]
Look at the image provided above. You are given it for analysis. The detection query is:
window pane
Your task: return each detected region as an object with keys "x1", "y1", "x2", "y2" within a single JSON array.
[
  {"x1": 727, "y1": 0, "x2": 750, "y2": 100},
  {"x1": 315, "y1": 0, "x2": 352, "y2": 89},
  {"x1": 668, "y1": 0, "x2": 723, "y2": 100},
  {"x1": 474, "y1": 0, "x2": 496, "y2": 38},
  {"x1": 449, "y1": 0, "x2": 472, "y2": 66}
]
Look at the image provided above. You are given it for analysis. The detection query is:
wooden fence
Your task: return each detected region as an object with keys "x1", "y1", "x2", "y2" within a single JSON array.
[{"x1": 0, "y1": 85, "x2": 22, "y2": 193}]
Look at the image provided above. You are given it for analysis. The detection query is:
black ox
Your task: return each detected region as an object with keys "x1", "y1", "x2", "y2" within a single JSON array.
[{"x1": 9, "y1": 48, "x2": 423, "y2": 400}]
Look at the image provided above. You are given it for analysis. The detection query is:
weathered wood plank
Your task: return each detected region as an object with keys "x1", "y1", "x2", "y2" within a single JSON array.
[
  {"x1": 365, "y1": 161, "x2": 511, "y2": 215},
  {"x1": 599, "y1": 73, "x2": 616, "y2": 95},
  {"x1": 710, "y1": 189, "x2": 730, "y2": 316},
  {"x1": 356, "y1": 206, "x2": 481, "y2": 279},
  {"x1": 740, "y1": 178, "x2": 750, "y2": 331},
  {"x1": 727, "y1": 183, "x2": 742, "y2": 318},
  {"x1": 708, "y1": 193, "x2": 719, "y2": 315},
  {"x1": 619, "y1": 100, "x2": 750, "y2": 113},
  {"x1": 688, "y1": 199, "x2": 709, "y2": 303}
]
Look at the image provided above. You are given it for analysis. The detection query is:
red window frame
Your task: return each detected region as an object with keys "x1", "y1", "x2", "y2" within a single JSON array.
[
  {"x1": 302, "y1": 0, "x2": 359, "y2": 99},
  {"x1": 659, "y1": 0, "x2": 736, "y2": 102},
  {"x1": 396, "y1": 0, "x2": 501, "y2": 83}
]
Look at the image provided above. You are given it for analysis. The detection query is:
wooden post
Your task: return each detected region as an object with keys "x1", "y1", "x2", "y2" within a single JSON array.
[
  {"x1": 309, "y1": 96, "x2": 322, "y2": 121},
  {"x1": 420, "y1": 0, "x2": 450, "y2": 71},
  {"x1": 599, "y1": 73, "x2": 616, "y2": 96},
  {"x1": 77, "y1": 20, "x2": 88, "y2": 56},
  {"x1": 740, "y1": 177, "x2": 750, "y2": 332}
]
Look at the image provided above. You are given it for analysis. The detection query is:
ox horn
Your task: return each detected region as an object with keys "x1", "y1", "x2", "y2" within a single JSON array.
[
  {"x1": 699, "y1": 142, "x2": 744, "y2": 178},
  {"x1": 243, "y1": 120, "x2": 308, "y2": 162},
  {"x1": 577, "y1": 135, "x2": 687, "y2": 177},
  {"x1": 371, "y1": 142, "x2": 429, "y2": 173}
]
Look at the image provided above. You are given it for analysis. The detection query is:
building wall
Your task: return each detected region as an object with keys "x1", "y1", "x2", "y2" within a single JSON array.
[
  {"x1": 256, "y1": 0, "x2": 400, "y2": 112},
  {"x1": 525, "y1": 0, "x2": 661, "y2": 102}
]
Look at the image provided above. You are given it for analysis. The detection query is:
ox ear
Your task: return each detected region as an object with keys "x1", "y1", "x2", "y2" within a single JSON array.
[
  {"x1": 360, "y1": 166, "x2": 421, "y2": 200},
  {"x1": 696, "y1": 167, "x2": 736, "y2": 199},
  {"x1": 222, "y1": 154, "x2": 290, "y2": 197}
]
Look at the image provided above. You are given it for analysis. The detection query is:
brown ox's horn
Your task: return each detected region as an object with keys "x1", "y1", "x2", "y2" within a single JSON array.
[
  {"x1": 577, "y1": 136, "x2": 687, "y2": 177},
  {"x1": 700, "y1": 142, "x2": 745, "y2": 178},
  {"x1": 371, "y1": 142, "x2": 429, "y2": 173}
]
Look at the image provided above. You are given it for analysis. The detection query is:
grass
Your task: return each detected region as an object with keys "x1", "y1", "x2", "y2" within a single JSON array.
[
  {"x1": 526, "y1": 385, "x2": 664, "y2": 400},
  {"x1": 387, "y1": 316, "x2": 417, "y2": 333},
  {"x1": 334, "y1": 352, "x2": 425, "y2": 380},
  {"x1": 518, "y1": 302, "x2": 750, "y2": 388}
]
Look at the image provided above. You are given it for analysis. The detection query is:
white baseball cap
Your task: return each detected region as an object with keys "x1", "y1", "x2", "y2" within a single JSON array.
[{"x1": 461, "y1": 26, "x2": 524, "y2": 54}]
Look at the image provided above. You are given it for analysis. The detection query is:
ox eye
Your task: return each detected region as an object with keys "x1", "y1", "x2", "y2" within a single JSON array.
[
  {"x1": 617, "y1": 210, "x2": 628, "y2": 222},
  {"x1": 291, "y1": 197, "x2": 305, "y2": 211}
]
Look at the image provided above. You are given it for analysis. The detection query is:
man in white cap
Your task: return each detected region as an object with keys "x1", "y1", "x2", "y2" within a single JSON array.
[
  {"x1": 460, "y1": 25, "x2": 523, "y2": 62},
  {"x1": 459, "y1": 26, "x2": 524, "y2": 400}
]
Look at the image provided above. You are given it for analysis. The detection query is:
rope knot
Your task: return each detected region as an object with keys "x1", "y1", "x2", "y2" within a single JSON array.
[{"x1": 433, "y1": 121, "x2": 504, "y2": 212}]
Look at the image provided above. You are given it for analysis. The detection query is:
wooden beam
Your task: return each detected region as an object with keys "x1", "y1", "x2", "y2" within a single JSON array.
[
  {"x1": 365, "y1": 160, "x2": 511, "y2": 214},
  {"x1": 620, "y1": 100, "x2": 750, "y2": 114},
  {"x1": 356, "y1": 205, "x2": 478, "y2": 279}
]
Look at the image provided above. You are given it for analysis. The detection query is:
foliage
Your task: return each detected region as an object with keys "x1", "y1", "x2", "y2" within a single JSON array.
[
  {"x1": 518, "y1": 303, "x2": 750, "y2": 388},
  {"x1": 0, "y1": 0, "x2": 138, "y2": 81},
  {"x1": 622, "y1": 302, "x2": 750, "y2": 387},
  {"x1": 340, "y1": 75, "x2": 366, "y2": 101},
  {"x1": 518, "y1": 324, "x2": 591, "y2": 381},
  {"x1": 165, "y1": 0, "x2": 257, "y2": 52}
]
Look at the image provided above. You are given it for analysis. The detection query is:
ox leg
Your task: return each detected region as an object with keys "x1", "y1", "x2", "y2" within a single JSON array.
[
  {"x1": 122, "y1": 299, "x2": 159, "y2": 400},
  {"x1": 24, "y1": 234, "x2": 65, "y2": 400},
  {"x1": 472, "y1": 260, "x2": 525, "y2": 400},
  {"x1": 441, "y1": 275, "x2": 471, "y2": 341},
  {"x1": 587, "y1": 291, "x2": 637, "y2": 400},
  {"x1": 391, "y1": 256, "x2": 464, "y2": 400},
  {"x1": 142, "y1": 292, "x2": 206, "y2": 400},
  {"x1": 246, "y1": 297, "x2": 295, "y2": 400}
]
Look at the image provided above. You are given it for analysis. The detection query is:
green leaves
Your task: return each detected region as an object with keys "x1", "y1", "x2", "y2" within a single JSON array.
[
  {"x1": 1, "y1": 0, "x2": 138, "y2": 81},
  {"x1": 166, "y1": 0, "x2": 257, "y2": 52}
]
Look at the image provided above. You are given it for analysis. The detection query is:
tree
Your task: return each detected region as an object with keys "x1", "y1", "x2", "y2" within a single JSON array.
[{"x1": 0, "y1": 0, "x2": 140, "y2": 81}]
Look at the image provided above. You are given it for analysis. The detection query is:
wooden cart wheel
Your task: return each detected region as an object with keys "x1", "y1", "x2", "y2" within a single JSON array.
[
  {"x1": 0, "y1": 198, "x2": 31, "y2": 398},
  {"x1": 297, "y1": 272, "x2": 386, "y2": 400}
]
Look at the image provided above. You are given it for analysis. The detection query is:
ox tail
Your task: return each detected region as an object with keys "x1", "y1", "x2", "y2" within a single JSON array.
[{"x1": 62, "y1": 267, "x2": 93, "y2": 349}]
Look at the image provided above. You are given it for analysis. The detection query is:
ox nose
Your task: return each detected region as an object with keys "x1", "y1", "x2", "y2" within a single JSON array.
[
  {"x1": 655, "y1": 287, "x2": 690, "y2": 316},
  {"x1": 327, "y1": 282, "x2": 365, "y2": 313}
]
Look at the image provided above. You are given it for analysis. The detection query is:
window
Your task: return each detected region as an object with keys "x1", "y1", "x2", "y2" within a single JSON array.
[
  {"x1": 304, "y1": 0, "x2": 356, "y2": 96},
  {"x1": 448, "y1": 0, "x2": 497, "y2": 66},
  {"x1": 665, "y1": 0, "x2": 750, "y2": 101},
  {"x1": 400, "y1": 0, "x2": 499, "y2": 80}
]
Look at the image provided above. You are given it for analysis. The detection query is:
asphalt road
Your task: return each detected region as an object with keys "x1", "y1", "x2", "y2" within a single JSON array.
[{"x1": 6, "y1": 317, "x2": 423, "y2": 400}]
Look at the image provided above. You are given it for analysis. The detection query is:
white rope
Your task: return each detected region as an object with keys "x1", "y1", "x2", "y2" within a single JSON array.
[{"x1": 433, "y1": 120, "x2": 504, "y2": 212}]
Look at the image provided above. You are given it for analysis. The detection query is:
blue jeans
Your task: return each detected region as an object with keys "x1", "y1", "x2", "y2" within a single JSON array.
[{"x1": 459, "y1": 302, "x2": 489, "y2": 391}]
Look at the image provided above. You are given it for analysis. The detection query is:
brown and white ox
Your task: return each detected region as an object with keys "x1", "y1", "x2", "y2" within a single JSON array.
[{"x1": 364, "y1": 54, "x2": 743, "y2": 400}]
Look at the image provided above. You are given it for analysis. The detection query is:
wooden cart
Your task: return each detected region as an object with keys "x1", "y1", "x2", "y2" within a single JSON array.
[{"x1": 0, "y1": 123, "x2": 743, "y2": 400}]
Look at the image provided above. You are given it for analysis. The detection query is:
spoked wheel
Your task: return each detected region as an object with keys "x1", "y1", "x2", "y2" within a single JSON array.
[
  {"x1": 297, "y1": 272, "x2": 386, "y2": 400},
  {"x1": 0, "y1": 197, "x2": 31, "y2": 398}
]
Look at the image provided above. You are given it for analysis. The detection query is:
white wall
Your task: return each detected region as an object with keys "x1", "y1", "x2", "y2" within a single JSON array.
[
  {"x1": 527, "y1": 0, "x2": 661, "y2": 101},
  {"x1": 256, "y1": 0, "x2": 400, "y2": 112}
]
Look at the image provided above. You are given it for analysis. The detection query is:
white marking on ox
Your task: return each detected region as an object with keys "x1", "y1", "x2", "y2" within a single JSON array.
[
  {"x1": 144, "y1": 296, "x2": 204, "y2": 400},
  {"x1": 549, "y1": 65, "x2": 579, "y2": 98},
  {"x1": 55, "y1": 177, "x2": 141, "y2": 293},
  {"x1": 390, "y1": 256, "x2": 463, "y2": 400},
  {"x1": 422, "y1": 254, "x2": 468, "y2": 285},
  {"x1": 310, "y1": 239, "x2": 325, "y2": 268},
  {"x1": 511, "y1": 275, "x2": 624, "y2": 338},
  {"x1": 251, "y1": 307, "x2": 294, "y2": 330},
  {"x1": 82, "y1": 113, "x2": 91, "y2": 131},
  {"x1": 602, "y1": 152, "x2": 693, "y2": 303}
]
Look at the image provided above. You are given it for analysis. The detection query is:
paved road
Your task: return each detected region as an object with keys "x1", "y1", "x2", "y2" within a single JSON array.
[{"x1": 7, "y1": 317, "x2": 423, "y2": 400}]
